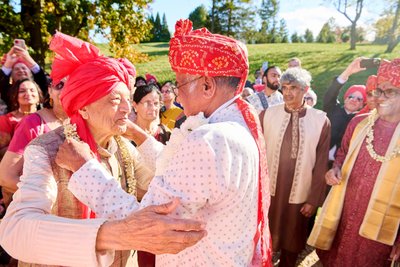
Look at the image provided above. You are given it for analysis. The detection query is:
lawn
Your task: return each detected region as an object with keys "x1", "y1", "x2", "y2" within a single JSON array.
[{"x1": 99, "y1": 42, "x2": 400, "y2": 109}]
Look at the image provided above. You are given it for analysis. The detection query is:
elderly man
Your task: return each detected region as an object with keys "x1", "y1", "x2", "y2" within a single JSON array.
[
  {"x1": 56, "y1": 19, "x2": 272, "y2": 266},
  {"x1": 0, "y1": 32, "x2": 206, "y2": 267},
  {"x1": 260, "y1": 67, "x2": 330, "y2": 267},
  {"x1": 309, "y1": 58, "x2": 400, "y2": 266},
  {"x1": 1, "y1": 45, "x2": 48, "y2": 111},
  {"x1": 246, "y1": 65, "x2": 283, "y2": 113}
]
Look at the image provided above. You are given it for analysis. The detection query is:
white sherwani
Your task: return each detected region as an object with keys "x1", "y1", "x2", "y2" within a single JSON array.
[{"x1": 68, "y1": 99, "x2": 261, "y2": 266}]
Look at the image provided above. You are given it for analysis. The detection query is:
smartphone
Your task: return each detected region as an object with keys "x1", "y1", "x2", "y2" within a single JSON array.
[
  {"x1": 14, "y1": 39, "x2": 26, "y2": 49},
  {"x1": 360, "y1": 58, "x2": 380, "y2": 69}
]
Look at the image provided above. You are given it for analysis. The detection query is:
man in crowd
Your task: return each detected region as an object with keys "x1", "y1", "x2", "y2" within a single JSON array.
[
  {"x1": 260, "y1": 67, "x2": 330, "y2": 267},
  {"x1": 288, "y1": 57, "x2": 301, "y2": 68},
  {"x1": 247, "y1": 65, "x2": 283, "y2": 113},
  {"x1": 323, "y1": 57, "x2": 367, "y2": 164},
  {"x1": 1, "y1": 45, "x2": 48, "y2": 111},
  {"x1": 309, "y1": 58, "x2": 400, "y2": 266}
]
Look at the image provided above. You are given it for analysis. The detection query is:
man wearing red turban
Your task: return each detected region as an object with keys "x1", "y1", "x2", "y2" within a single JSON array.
[
  {"x1": 311, "y1": 58, "x2": 400, "y2": 266},
  {"x1": 0, "y1": 32, "x2": 206, "y2": 267},
  {"x1": 54, "y1": 19, "x2": 272, "y2": 266}
]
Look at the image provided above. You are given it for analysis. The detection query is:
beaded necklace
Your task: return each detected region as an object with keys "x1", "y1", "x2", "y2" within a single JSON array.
[{"x1": 365, "y1": 110, "x2": 400, "y2": 163}]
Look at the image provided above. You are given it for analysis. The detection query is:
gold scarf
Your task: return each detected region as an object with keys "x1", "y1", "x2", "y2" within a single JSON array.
[{"x1": 308, "y1": 115, "x2": 400, "y2": 249}]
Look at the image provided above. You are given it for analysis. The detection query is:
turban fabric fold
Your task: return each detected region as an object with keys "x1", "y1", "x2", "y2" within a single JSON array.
[
  {"x1": 169, "y1": 19, "x2": 249, "y2": 95},
  {"x1": 50, "y1": 32, "x2": 130, "y2": 159},
  {"x1": 366, "y1": 75, "x2": 377, "y2": 92},
  {"x1": 377, "y1": 58, "x2": 400, "y2": 88},
  {"x1": 168, "y1": 19, "x2": 271, "y2": 266}
]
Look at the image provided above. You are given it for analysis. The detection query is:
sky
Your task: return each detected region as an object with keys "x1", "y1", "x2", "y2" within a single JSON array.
[{"x1": 147, "y1": 0, "x2": 386, "y2": 41}]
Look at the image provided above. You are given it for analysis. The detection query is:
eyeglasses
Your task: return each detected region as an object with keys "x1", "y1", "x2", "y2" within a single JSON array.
[
  {"x1": 174, "y1": 76, "x2": 202, "y2": 96},
  {"x1": 52, "y1": 81, "x2": 65, "y2": 91},
  {"x1": 304, "y1": 96, "x2": 314, "y2": 101},
  {"x1": 371, "y1": 88, "x2": 400, "y2": 99},
  {"x1": 161, "y1": 89, "x2": 173, "y2": 94},
  {"x1": 347, "y1": 95, "x2": 364, "y2": 102},
  {"x1": 139, "y1": 100, "x2": 161, "y2": 108}
]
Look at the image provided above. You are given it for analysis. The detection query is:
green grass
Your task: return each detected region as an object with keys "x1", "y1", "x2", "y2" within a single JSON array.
[{"x1": 124, "y1": 42, "x2": 399, "y2": 109}]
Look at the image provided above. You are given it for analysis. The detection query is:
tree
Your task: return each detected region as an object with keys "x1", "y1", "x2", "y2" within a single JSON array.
[
  {"x1": 189, "y1": 5, "x2": 210, "y2": 30},
  {"x1": 291, "y1": 32, "x2": 300, "y2": 43},
  {"x1": 333, "y1": 0, "x2": 365, "y2": 50},
  {"x1": 317, "y1": 18, "x2": 337, "y2": 43},
  {"x1": 304, "y1": 29, "x2": 314, "y2": 43},
  {"x1": 0, "y1": 0, "x2": 153, "y2": 65},
  {"x1": 258, "y1": 0, "x2": 279, "y2": 42},
  {"x1": 386, "y1": 0, "x2": 400, "y2": 52},
  {"x1": 278, "y1": 19, "x2": 289, "y2": 43},
  {"x1": 160, "y1": 13, "x2": 171, "y2": 41}
]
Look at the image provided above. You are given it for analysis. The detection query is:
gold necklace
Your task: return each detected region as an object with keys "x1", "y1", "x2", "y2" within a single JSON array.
[
  {"x1": 366, "y1": 110, "x2": 400, "y2": 162},
  {"x1": 114, "y1": 136, "x2": 137, "y2": 196}
]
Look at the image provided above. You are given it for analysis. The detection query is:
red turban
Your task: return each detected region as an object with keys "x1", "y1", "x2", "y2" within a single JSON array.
[
  {"x1": 50, "y1": 32, "x2": 130, "y2": 158},
  {"x1": 344, "y1": 85, "x2": 367, "y2": 104},
  {"x1": 377, "y1": 58, "x2": 400, "y2": 88},
  {"x1": 117, "y1": 58, "x2": 136, "y2": 77},
  {"x1": 145, "y1": 73, "x2": 158, "y2": 84},
  {"x1": 366, "y1": 75, "x2": 377, "y2": 92},
  {"x1": 169, "y1": 19, "x2": 249, "y2": 94}
]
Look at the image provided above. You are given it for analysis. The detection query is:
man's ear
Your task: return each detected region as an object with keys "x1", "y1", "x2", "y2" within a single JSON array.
[
  {"x1": 78, "y1": 107, "x2": 89, "y2": 120},
  {"x1": 203, "y1": 76, "x2": 217, "y2": 99}
]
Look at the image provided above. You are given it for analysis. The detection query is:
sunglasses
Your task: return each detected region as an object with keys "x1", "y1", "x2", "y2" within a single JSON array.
[
  {"x1": 347, "y1": 95, "x2": 364, "y2": 102},
  {"x1": 52, "y1": 81, "x2": 65, "y2": 91},
  {"x1": 304, "y1": 96, "x2": 314, "y2": 101}
]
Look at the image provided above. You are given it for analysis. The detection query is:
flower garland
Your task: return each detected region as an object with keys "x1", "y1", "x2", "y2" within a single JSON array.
[
  {"x1": 155, "y1": 112, "x2": 209, "y2": 176},
  {"x1": 63, "y1": 118, "x2": 136, "y2": 195},
  {"x1": 366, "y1": 110, "x2": 400, "y2": 163}
]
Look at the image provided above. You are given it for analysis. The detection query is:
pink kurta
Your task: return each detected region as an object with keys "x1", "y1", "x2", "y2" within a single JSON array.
[{"x1": 318, "y1": 115, "x2": 399, "y2": 267}]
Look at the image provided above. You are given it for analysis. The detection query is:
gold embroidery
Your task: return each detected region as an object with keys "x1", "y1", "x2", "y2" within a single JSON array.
[{"x1": 114, "y1": 136, "x2": 137, "y2": 196}]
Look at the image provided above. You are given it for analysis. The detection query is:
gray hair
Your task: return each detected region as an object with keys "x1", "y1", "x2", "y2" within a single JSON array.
[{"x1": 280, "y1": 67, "x2": 312, "y2": 90}]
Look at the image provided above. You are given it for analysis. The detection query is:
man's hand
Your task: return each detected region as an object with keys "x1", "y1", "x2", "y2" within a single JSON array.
[
  {"x1": 123, "y1": 120, "x2": 149, "y2": 146},
  {"x1": 339, "y1": 57, "x2": 367, "y2": 81},
  {"x1": 97, "y1": 198, "x2": 207, "y2": 254},
  {"x1": 390, "y1": 242, "x2": 400, "y2": 262},
  {"x1": 325, "y1": 166, "x2": 342, "y2": 186},
  {"x1": 55, "y1": 138, "x2": 94, "y2": 172},
  {"x1": 13, "y1": 46, "x2": 36, "y2": 68},
  {"x1": 300, "y1": 203, "x2": 316, "y2": 217},
  {"x1": 3, "y1": 47, "x2": 19, "y2": 69}
]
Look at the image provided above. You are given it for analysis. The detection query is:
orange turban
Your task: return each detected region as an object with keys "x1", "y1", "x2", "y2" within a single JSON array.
[
  {"x1": 49, "y1": 32, "x2": 130, "y2": 158},
  {"x1": 169, "y1": 19, "x2": 249, "y2": 94},
  {"x1": 377, "y1": 58, "x2": 400, "y2": 88},
  {"x1": 366, "y1": 75, "x2": 377, "y2": 92}
]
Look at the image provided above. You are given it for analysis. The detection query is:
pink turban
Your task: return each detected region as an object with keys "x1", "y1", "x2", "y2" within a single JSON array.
[
  {"x1": 344, "y1": 85, "x2": 367, "y2": 104},
  {"x1": 366, "y1": 75, "x2": 377, "y2": 92},
  {"x1": 117, "y1": 58, "x2": 136, "y2": 77},
  {"x1": 169, "y1": 19, "x2": 249, "y2": 94},
  {"x1": 377, "y1": 58, "x2": 400, "y2": 88},
  {"x1": 50, "y1": 32, "x2": 130, "y2": 158}
]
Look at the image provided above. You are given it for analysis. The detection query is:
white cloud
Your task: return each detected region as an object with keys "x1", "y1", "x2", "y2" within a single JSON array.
[{"x1": 280, "y1": 4, "x2": 379, "y2": 41}]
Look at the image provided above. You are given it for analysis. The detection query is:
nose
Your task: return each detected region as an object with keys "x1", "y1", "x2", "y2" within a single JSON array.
[{"x1": 120, "y1": 98, "x2": 131, "y2": 113}]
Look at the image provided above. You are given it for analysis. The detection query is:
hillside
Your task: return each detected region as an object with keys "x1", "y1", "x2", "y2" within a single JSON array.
[{"x1": 100, "y1": 42, "x2": 400, "y2": 109}]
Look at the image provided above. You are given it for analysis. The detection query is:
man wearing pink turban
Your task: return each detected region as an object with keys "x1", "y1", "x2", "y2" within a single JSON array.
[
  {"x1": 56, "y1": 19, "x2": 272, "y2": 266},
  {"x1": 310, "y1": 58, "x2": 400, "y2": 266},
  {"x1": 0, "y1": 32, "x2": 206, "y2": 267}
]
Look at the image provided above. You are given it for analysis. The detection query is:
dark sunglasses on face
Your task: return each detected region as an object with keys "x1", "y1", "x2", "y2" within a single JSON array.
[
  {"x1": 347, "y1": 95, "x2": 364, "y2": 102},
  {"x1": 304, "y1": 96, "x2": 314, "y2": 101},
  {"x1": 52, "y1": 81, "x2": 65, "y2": 91}
]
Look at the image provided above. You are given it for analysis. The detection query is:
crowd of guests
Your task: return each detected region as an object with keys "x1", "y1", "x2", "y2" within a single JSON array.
[{"x1": 0, "y1": 21, "x2": 398, "y2": 267}]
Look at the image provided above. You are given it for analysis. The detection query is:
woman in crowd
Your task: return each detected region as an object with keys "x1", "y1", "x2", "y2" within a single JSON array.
[
  {"x1": 0, "y1": 79, "x2": 67, "y2": 207},
  {"x1": 159, "y1": 81, "x2": 184, "y2": 129},
  {"x1": 132, "y1": 84, "x2": 171, "y2": 145},
  {"x1": 0, "y1": 78, "x2": 42, "y2": 158}
]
